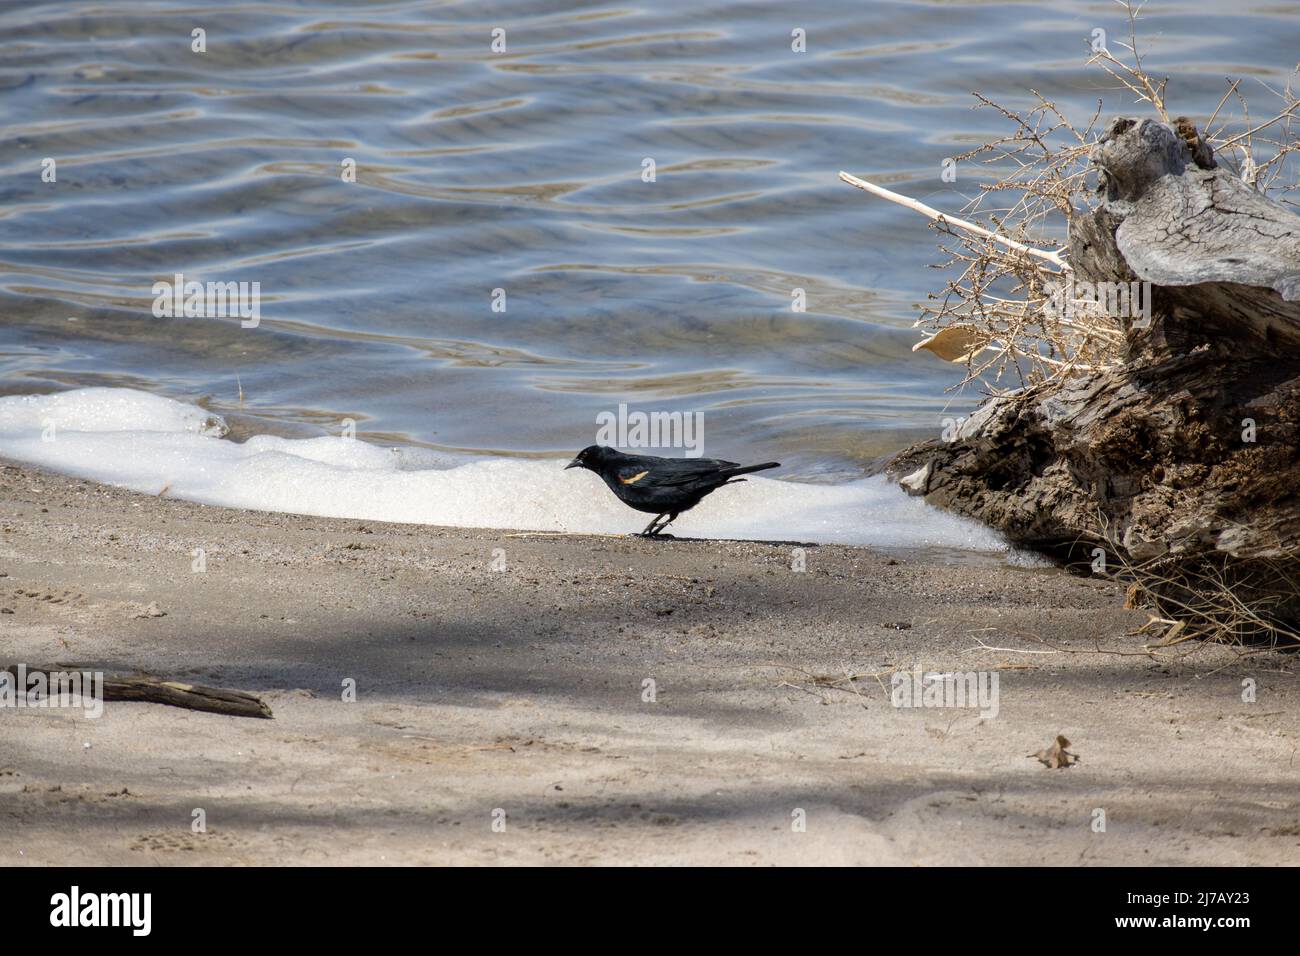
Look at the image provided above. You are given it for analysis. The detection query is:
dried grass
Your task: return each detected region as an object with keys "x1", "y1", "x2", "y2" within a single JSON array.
[{"x1": 1118, "y1": 552, "x2": 1300, "y2": 650}]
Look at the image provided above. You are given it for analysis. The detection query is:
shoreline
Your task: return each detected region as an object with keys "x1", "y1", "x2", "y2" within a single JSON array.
[{"x1": 2, "y1": 459, "x2": 1297, "y2": 865}]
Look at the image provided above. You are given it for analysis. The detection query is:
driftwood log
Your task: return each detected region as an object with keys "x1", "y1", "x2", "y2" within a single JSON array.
[
  {"x1": 2, "y1": 664, "x2": 273, "y2": 718},
  {"x1": 888, "y1": 116, "x2": 1300, "y2": 639}
]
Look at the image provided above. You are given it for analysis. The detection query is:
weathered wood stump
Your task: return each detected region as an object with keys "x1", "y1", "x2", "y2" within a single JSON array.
[{"x1": 889, "y1": 117, "x2": 1300, "y2": 641}]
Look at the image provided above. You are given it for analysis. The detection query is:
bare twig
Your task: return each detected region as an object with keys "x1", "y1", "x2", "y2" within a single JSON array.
[{"x1": 836, "y1": 172, "x2": 1069, "y2": 270}]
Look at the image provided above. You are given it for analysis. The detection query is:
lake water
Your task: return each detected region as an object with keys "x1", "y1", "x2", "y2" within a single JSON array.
[{"x1": 0, "y1": 0, "x2": 1295, "y2": 491}]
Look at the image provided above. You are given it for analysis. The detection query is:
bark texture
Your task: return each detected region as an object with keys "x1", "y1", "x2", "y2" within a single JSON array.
[
  {"x1": 2, "y1": 663, "x2": 274, "y2": 718},
  {"x1": 888, "y1": 117, "x2": 1300, "y2": 637}
]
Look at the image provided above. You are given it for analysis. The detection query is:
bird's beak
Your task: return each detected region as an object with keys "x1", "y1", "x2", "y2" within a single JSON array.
[{"x1": 565, "y1": 458, "x2": 581, "y2": 470}]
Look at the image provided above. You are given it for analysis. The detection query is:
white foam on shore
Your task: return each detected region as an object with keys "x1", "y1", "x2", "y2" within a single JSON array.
[{"x1": 0, "y1": 388, "x2": 1011, "y2": 552}]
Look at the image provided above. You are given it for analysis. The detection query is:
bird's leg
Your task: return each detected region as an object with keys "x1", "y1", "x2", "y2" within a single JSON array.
[
  {"x1": 655, "y1": 512, "x2": 679, "y2": 535},
  {"x1": 639, "y1": 514, "x2": 667, "y2": 536}
]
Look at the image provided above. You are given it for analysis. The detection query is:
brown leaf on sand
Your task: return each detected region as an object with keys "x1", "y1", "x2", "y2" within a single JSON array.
[{"x1": 1031, "y1": 735, "x2": 1079, "y2": 769}]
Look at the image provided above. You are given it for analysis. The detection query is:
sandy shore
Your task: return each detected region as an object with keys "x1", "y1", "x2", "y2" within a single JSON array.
[{"x1": 1, "y1": 459, "x2": 1297, "y2": 865}]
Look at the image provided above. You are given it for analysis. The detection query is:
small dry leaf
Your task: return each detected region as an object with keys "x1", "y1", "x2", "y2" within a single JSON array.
[
  {"x1": 912, "y1": 326, "x2": 990, "y2": 363},
  {"x1": 1161, "y1": 620, "x2": 1187, "y2": 642},
  {"x1": 1031, "y1": 734, "x2": 1079, "y2": 769}
]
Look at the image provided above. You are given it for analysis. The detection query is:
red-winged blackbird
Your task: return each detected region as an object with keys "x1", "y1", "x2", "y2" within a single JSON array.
[{"x1": 565, "y1": 445, "x2": 780, "y2": 536}]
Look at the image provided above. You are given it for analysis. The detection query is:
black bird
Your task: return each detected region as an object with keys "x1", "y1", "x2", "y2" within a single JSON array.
[{"x1": 565, "y1": 445, "x2": 780, "y2": 537}]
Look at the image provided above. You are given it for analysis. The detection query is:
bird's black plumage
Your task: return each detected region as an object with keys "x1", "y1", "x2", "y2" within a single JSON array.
[{"x1": 565, "y1": 445, "x2": 780, "y2": 536}]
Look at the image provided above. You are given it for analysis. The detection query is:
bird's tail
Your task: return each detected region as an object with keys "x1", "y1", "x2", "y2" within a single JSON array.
[{"x1": 723, "y1": 461, "x2": 780, "y2": 479}]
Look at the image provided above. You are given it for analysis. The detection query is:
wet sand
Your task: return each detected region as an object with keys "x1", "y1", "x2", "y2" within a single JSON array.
[{"x1": 1, "y1": 460, "x2": 1297, "y2": 865}]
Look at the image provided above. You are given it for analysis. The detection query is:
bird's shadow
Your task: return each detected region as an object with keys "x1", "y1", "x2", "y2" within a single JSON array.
[{"x1": 637, "y1": 533, "x2": 821, "y2": 548}]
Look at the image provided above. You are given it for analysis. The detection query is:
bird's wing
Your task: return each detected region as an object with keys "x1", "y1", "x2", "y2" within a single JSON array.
[
  {"x1": 628, "y1": 458, "x2": 740, "y2": 487},
  {"x1": 613, "y1": 466, "x2": 653, "y2": 486}
]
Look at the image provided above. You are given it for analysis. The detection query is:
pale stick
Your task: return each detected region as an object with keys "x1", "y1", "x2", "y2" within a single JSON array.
[{"x1": 837, "y1": 171, "x2": 1070, "y2": 271}]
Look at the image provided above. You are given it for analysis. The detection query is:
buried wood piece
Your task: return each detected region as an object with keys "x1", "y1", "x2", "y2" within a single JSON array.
[{"x1": 1, "y1": 664, "x2": 274, "y2": 719}]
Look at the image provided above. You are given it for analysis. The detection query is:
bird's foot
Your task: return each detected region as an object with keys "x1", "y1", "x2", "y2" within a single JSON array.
[{"x1": 636, "y1": 528, "x2": 675, "y2": 539}]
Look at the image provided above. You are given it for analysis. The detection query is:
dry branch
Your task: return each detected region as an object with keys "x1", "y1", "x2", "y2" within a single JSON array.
[
  {"x1": 2, "y1": 664, "x2": 274, "y2": 719},
  {"x1": 836, "y1": 172, "x2": 1069, "y2": 270}
]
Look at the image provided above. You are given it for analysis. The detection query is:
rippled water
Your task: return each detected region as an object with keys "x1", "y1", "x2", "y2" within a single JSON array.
[{"x1": 2, "y1": 0, "x2": 1296, "y2": 480}]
